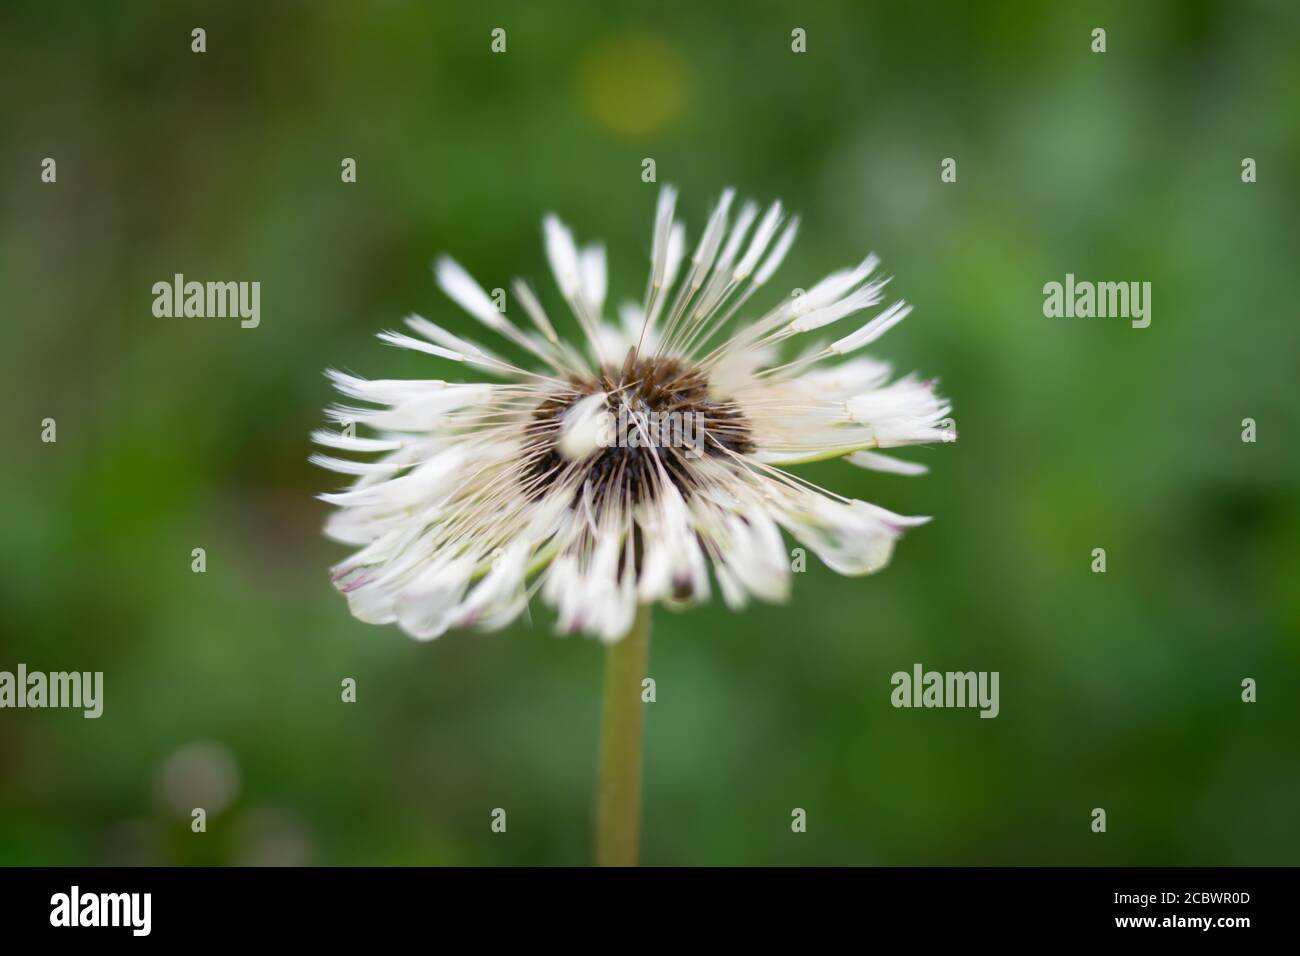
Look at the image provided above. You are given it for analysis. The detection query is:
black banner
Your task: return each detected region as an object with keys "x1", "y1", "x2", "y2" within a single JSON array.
[{"x1": 0, "y1": 867, "x2": 1281, "y2": 941}]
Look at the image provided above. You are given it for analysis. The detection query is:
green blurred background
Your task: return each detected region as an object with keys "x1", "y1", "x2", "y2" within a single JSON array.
[{"x1": 2, "y1": 0, "x2": 1298, "y2": 865}]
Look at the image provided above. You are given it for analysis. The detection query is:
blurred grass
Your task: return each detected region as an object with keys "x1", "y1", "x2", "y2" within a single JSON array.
[{"x1": 1, "y1": 0, "x2": 1298, "y2": 865}]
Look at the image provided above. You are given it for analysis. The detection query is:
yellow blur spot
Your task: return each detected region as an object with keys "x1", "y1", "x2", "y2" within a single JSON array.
[{"x1": 577, "y1": 31, "x2": 688, "y2": 139}]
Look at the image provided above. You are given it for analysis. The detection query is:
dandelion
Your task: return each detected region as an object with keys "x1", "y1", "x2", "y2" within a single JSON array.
[{"x1": 314, "y1": 186, "x2": 956, "y2": 864}]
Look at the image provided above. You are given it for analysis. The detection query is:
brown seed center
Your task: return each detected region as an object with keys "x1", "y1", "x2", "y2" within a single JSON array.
[{"x1": 521, "y1": 350, "x2": 754, "y2": 505}]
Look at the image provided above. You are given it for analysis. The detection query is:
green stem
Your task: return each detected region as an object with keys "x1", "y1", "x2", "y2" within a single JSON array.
[{"x1": 595, "y1": 603, "x2": 652, "y2": 866}]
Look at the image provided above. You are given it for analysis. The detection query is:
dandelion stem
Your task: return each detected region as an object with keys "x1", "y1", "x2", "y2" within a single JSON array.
[{"x1": 595, "y1": 603, "x2": 652, "y2": 866}]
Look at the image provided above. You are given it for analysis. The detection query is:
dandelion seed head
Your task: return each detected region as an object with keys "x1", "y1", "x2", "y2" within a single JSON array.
[{"x1": 315, "y1": 186, "x2": 955, "y2": 641}]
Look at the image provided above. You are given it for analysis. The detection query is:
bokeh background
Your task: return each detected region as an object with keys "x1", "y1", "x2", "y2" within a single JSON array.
[{"x1": 2, "y1": 0, "x2": 1298, "y2": 865}]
